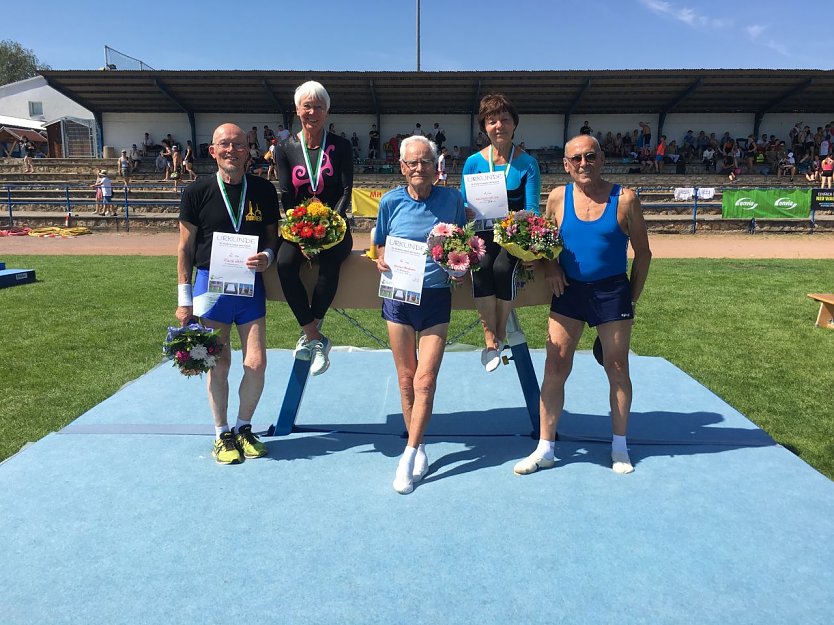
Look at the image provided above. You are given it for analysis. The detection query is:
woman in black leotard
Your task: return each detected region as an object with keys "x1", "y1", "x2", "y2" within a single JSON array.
[{"x1": 275, "y1": 81, "x2": 353, "y2": 376}]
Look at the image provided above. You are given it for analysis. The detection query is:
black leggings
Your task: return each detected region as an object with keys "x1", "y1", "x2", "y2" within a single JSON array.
[
  {"x1": 471, "y1": 230, "x2": 521, "y2": 301},
  {"x1": 276, "y1": 229, "x2": 353, "y2": 326}
]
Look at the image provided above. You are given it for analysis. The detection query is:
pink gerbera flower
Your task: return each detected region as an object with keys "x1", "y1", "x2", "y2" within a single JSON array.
[
  {"x1": 468, "y1": 236, "x2": 486, "y2": 259},
  {"x1": 447, "y1": 250, "x2": 470, "y2": 272},
  {"x1": 431, "y1": 244, "x2": 444, "y2": 261},
  {"x1": 431, "y1": 223, "x2": 455, "y2": 237}
]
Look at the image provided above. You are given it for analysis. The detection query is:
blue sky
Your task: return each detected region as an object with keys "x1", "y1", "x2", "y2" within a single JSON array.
[{"x1": 8, "y1": 0, "x2": 825, "y2": 72}]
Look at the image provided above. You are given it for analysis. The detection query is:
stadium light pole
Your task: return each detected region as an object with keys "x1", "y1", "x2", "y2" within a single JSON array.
[{"x1": 416, "y1": 0, "x2": 421, "y2": 71}]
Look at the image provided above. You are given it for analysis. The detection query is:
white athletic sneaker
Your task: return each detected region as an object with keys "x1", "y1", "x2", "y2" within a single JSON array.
[
  {"x1": 513, "y1": 453, "x2": 556, "y2": 475},
  {"x1": 293, "y1": 333, "x2": 312, "y2": 361},
  {"x1": 309, "y1": 336, "x2": 331, "y2": 376},
  {"x1": 611, "y1": 450, "x2": 634, "y2": 474},
  {"x1": 481, "y1": 340, "x2": 503, "y2": 373},
  {"x1": 393, "y1": 465, "x2": 414, "y2": 494}
]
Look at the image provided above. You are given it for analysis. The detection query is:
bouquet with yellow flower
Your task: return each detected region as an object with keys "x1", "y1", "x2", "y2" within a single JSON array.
[
  {"x1": 493, "y1": 210, "x2": 562, "y2": 262},
  {"x1": 280, "y1": 198, "x2": 347, "y2": 256}
]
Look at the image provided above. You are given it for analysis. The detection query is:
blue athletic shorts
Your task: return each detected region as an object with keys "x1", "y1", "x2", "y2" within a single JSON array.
[
  {"x1": 550, "y1": 273, "x2": 633, "y2": 327},
  {"x1": 382, "y1": 287, "x2": 451, "y2": 331},
  {"x1": 193, "y1": 268, "x2": 266, "y2": 325}
]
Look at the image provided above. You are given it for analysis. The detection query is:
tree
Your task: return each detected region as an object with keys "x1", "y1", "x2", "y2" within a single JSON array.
[{"x1": 0, "y1": 40, "x2": 51, "y2": 87}]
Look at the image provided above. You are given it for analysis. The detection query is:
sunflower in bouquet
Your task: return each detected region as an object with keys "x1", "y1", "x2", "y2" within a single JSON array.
[
  {"x1": 163, "y1": 322, "x2": 224, "y2": 377},
  {"x1": 493, "y1": 210, "x2": 562, "y2": 262},
  {"x1": 280, "y1": 198, "x2": 347, "y2": 256},
  {"x1": 426, "y1": 222, "x2": 487, "y2": 278}
]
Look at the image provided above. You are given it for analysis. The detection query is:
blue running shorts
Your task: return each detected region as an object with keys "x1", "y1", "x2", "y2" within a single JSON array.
[
  {"x1": 550, "y1": 273, "x2": 633, "y2": 327},
  {"x1": 382, "y1": 287, "x2": 451, "y2": 331},
  {"x1": 193, "y1": 268, "x2": 266, "y2": 325}
]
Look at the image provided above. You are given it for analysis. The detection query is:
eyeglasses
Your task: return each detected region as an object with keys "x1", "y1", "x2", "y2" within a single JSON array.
[
  {"x1": 402, "y1": 159, "x2": 435, "y2": 170},
  {"x1": 213, "y1": 141, "x2": 247, "y2": 151},
  {"x1": 566, "y1": 151, "x2": 598, "y2": 165}
]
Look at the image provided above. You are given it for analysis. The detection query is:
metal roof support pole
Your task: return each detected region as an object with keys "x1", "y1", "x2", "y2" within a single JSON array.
[
  {"x1": 659, "y1": 77, "x2": 702, "y2": 139},
  {"x1": 187, "y1": 111, "x2": 196, "y2": 154},
  {"x1": 470, "y1": 79, "x2": 482, "y2": 149},
  {"x1": 154, "y1": 79, "x2": 195, "y2": 152},
  {"x1": 753, "y1": 112, "x2": 765, "y2": 141},
  {"x1": 368, "y1": 79, "x2": 381, "y2": 157},
  {"x1": 260, "y1": 80, "x2": 287, "y2": 132},
  {"x1": 564, "y1": 78, "x2": 592, "y2": 147},
  {"x1": 754, "y1": 78, "x2": 814, "y2": 137},
  {"x1": 93, "y1": 111, "x2": 104, "y2": 157}
]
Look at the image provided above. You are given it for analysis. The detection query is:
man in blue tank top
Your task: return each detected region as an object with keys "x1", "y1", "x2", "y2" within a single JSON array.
[{"x1": 514, "y1": 135, "x2": 652, "y2": 476}]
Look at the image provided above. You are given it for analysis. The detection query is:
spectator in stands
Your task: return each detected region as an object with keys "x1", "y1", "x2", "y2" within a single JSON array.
[
  {"x1": 451, "y1": 145, "x2": 460, "y2": 172},
  {"x1": 613, "y1": 132, "x2": 624, "y2": 157},
  {"x1": 388, "y1": 135, "x2": 400, "y2": 161},
  {"x1": 368, "y1": 123, "x2": 380, "y2": 159},
  {"x1": 142, "y1": 132, "x2": 155, "y2": 156},
  {"x1": 155, "y1": 150, "x2": 167, "y2": 175},
  {"x1": 802, "y1": 126, "x2": 815, "y2": 156},
  {"x1": 98, "y1": 170, "x2": 113, "y2": 216},
  {"x1": 702, "y1": 145, "x2": 716, "y2": 172},
  {"x1": 435, "y1": 145, "x2": 448, "y2": 186},
  {"x1": 183, "y1": 140, "x2": 197, "y2": 181},
  {"x1": 654, "y1": 135, "x2": 667, "y2": 173},
  {"x1": 246, "y1": 127, "x2": 259, "y2": 150},
  {"x1": 350, "y1": 132, "x2": 360, "y2": 158},
  {"x1": 621, "y1": 131, "x2": 632, "y2": 157},
  {"x1": 638, "y1": 144, "x2": 653, "y2": 173},
  {"x1": 475, "y1": 131, "x2": 486, "y2": 150},
  {"x1": 819, "y1": 134, "x2": 830, "y2": 161},
  {"x1": 757, "y1": 133, "x2": 769, "y2": 151},
  {"x1": 778, "y1": 151, "x2": 796, "y2": 181},
  {"x1": 165, "y1": 134, "x2": 176, "y2": 150},
  {"x1": 579, "y1": 120, "x2": 593, "y2": 135},
  {"x1": 171, "y1": 144, "x2": 183, "y2": 190},
  {"x1": 129, "y1": 144, "x2": 142, "y2": 171},
  {"x1": 603, "y1": 132, "x2": 614, "y2": 155},
  {"x1": 90, "y1": 170, "x2": 104, "y2": 214},
  {"x1": 275, "y1": 80, "x2": 354, "y2": 376},
  {"x1": 820, "y1": 153, "x2": 834, "y2": 188},
  {"x1": 433, "y1": 122, "x2": 446, "y2": 149},
  {"x1": 696, "y1": 131, "x2": 710, "y2": 158},
  {"x1": 638, "y1": 121, "x2": 651, "y2": 148},
  {"x1": 630, "y1": 129, "x2": 640, "y2": 151},
  {"x1": 683, "y1": 130, "x2": 696, "y2": 152},
  {"x1": 719, "y1": 155, "x2": 739, "y2": 181},
  {"x1": 263, "y1": 125, "x2": 275, "y2": 146},
  {"x1": 513, "y1": 134, "x2": 651, "y2": 478},
  {"x1": 118, "y1": 149, "x2": 132, "y2": 188},
  {"x1": 160, "y1": 140, "x2": 173, "y2": 180},
  {"x1": 460, "y1": 94, "x2": 541, "y2": 373},
  {"x1": 665, "y1": 139, "x2": 680, "y2": 164},
  {"x1": 373, "y1": 135, "x2": 467, "y2": 495},
  {"x1": 804, "y1": 155, "x2": 820, "y2": 183},
  {"x1": 22, "y1": 139, "x2": 35, "y2": 173},
  {"x1": 328, "y1": 123, "x2": 336, "y2": 134},
  {"x1": 412, "y1": 122, "x2": 422, "y2": 136},
  {"x1": 277, "y1": 124, "x2": 291, "y2": 143},
  {"x1": 265, "y1": 139, "x2": 278, "y2": 180},
  {"x1": 744, "y1": 135, "x2": 757, "y2": 173}
]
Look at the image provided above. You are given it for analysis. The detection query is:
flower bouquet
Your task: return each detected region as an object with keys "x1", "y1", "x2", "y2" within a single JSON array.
[
  {"x1": 493, "y1": 210, "x2": 562, "y2": 262},
  {"x1": 280, "y1": 198, "x2": 347, "y2": 256},
  {"x1": 163, "y1": 322, "x2": 224, "y2": 377},
  {"x1": 426, "y1": 222, "x2": 486, "y2": 278}
]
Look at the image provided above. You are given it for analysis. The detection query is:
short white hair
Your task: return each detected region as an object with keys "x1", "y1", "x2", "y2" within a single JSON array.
[
  {"x1": 399, "y1": 135, "x2": 438, "y2": 163},
  {"x1": 294, "y1": 81, "x2": 330, "y2": 111}
]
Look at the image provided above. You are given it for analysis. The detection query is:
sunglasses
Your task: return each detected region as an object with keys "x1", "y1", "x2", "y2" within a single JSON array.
[{"x1": 566, "y1": 151, "x2": 599, "y2": 165}]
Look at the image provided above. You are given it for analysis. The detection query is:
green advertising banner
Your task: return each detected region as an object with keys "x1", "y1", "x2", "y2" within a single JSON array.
[{"x1": 722, "y1": 189, "x2": 811, "y2": 219}]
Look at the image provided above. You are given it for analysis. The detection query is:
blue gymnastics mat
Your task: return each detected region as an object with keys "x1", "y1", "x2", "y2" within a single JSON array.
[{"x1": 1, "y1": 350, "x2": 832, "y2": 625}]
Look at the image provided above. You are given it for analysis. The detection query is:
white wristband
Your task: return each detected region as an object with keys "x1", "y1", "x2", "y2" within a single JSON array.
[
  {"x1": 263, "y1": 248, "x2": 275, "y2": 268},
  {"x1": 178, "y1": 283, "x2": 193, "y2": 307}
]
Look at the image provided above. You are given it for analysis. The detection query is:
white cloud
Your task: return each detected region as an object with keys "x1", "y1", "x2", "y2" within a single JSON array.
[
  {"x1": 640, "y1": 0, "x2": 730, "y2": 29},
  {"x1": 766, "y1": 40, "x2": 790, "y2": 57},
  {"x1": 746, "y1": 24, "x2": 767, "y2": 40}
]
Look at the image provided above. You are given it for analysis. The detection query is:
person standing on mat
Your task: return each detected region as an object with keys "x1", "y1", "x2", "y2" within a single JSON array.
[
  {"x1": 514, "y1": 135, "x2": 651, "y2": 476},
  {"x1": 374, "y1": 135, "x2": 467, "y2": 495},
  {"x1": 176, "y1": 123, "x2": 280, "y2": 465},
  {"x1": 275, "y1": 80, "x2": 354, "y2": 376}
]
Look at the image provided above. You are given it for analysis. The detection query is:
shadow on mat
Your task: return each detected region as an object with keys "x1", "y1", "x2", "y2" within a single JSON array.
[{"x1": 260, "y1": 406, "x2": 775, "y2": 482}]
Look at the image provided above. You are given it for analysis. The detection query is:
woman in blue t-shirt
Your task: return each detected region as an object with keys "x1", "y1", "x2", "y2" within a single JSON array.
[{"x1": 460, "y1": 94, "x2": 541, "y2": 372}]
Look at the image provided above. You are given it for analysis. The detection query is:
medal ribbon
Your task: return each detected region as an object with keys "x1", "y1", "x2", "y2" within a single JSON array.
[
  {"x1": 216, "y1": 171, "x2": 248, "y2": 233},
  {"x1": 300, "y1": 130, "x2": 327, "y2": 195},
  {"x1": 488, "y1": 143, "x2": 515, "y2": 180}
]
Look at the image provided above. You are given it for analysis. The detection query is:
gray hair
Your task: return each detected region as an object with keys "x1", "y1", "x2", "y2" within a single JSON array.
[
  {"x1": 564, "y1": 134, "x2": 602, "y2": 155},
  {"x1": 399, "y1": 135, "x2": 438, "y2": 163},
  {"x1": 294, "y1": 81, "x2": 331, "y2": 111}
]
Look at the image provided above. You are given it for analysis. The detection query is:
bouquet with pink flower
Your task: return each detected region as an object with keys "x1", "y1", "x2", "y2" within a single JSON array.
[
  {"x1": 426, "y1": 222, "x2": 486, "y2": 278},
  {"x1": 163, "y1": 322, "x2": 224, "y2": 377},
  {"x1": 493, "y1": 210, "x2": 562, "y2": 262}
]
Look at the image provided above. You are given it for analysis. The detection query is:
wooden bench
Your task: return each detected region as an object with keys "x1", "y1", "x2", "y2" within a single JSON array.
[
  {"x1": 261, "y1": 250, "x2": 553, "y2": 436},
  {"x1": 807, "y1": 293, "x2": 834, "y2": 329}
]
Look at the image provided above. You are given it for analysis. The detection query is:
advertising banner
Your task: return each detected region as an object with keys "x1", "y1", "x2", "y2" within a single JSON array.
[
  {"x1": 722, "y1": 189, "x2": 810, "y2": 219},
  {"x1": 811, "y1": 189, "x2": 834, "y2": 212},
  {"x1": 351, "y1": 188, "x2": 388, "y2": 217}
]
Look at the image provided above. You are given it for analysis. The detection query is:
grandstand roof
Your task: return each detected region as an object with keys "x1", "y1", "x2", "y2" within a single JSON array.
[{"x1": 40, "y1": 69, "x2": 834, "y2": 117}]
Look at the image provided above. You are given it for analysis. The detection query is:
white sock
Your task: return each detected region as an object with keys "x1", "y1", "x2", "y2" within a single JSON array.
[
  {"x1": 612, "y1": 435, "x2": 628, "y2": 454},
  {"x1": 215, "y1": 425, "x2": 230, "y2": 439},
  {"x1": 236, "y1": 418, "x2": 251, "y2": 431},
  {"x1": 535, "y1": 439, "x2": 556, "y2": 460},
  {"x1": 414, "y1": 443, "x2": 428, "y2": 470}
]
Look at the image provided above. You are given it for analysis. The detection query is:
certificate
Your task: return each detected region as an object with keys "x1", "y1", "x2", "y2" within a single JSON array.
[
  {"x1": 208, "y1": 232, "x2": 258, "y2": 298},
  {"x1": 463, "y1": 172, "x2": 509, "y2": 219},
  {"x1": 378, "y1": 236, "x2": 426, "y2": 306}
]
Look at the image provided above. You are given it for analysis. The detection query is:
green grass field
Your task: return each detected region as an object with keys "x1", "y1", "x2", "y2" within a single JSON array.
[{"x1": 2, "y1": 255, "x2": 832, "y2": 478}]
